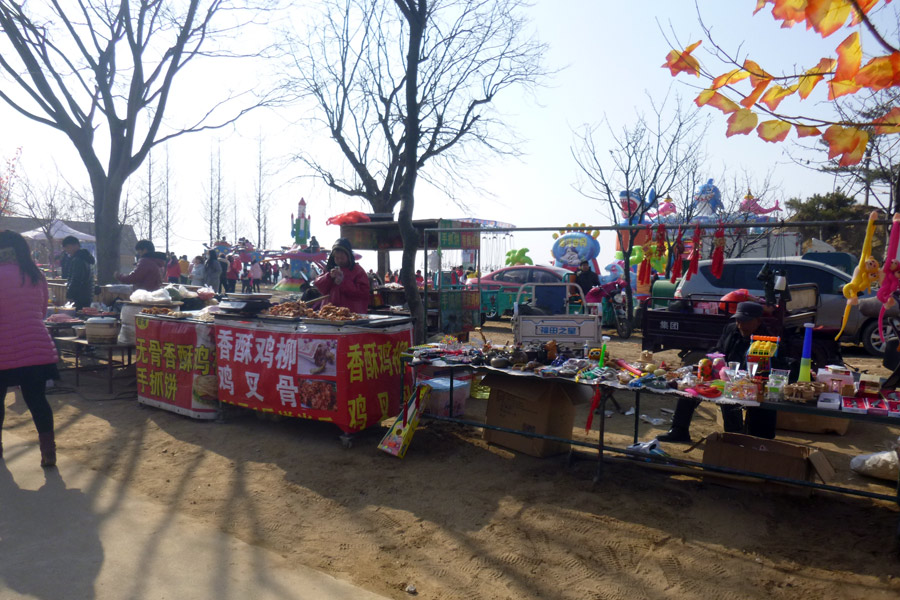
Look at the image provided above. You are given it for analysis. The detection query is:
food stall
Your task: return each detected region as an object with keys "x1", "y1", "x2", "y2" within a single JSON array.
[
  {"x1": 340, "y1": 218, "x2": 481, "y2": 336},
  {"x1": 134, "y1": 313, "x2": 219, "y2": 419},
  {"x1": 213, "y1": 303, "x2": 413, "y2": 440},
  {"x1": 131, "y1": 294, "x2": 414, "y2": 436}
]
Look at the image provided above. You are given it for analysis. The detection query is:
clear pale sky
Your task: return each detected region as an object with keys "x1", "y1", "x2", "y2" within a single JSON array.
[{"x1": 1, "y1": 0, "x2": 893, "y2": 271}]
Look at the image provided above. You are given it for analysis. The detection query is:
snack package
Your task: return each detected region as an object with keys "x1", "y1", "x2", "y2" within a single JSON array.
[{"x1": 378, "y1": 385, "x2": 431, "y2": 459}]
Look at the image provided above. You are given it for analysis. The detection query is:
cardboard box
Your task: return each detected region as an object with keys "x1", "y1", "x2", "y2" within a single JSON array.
[
  {"x1": 481, "y1": 373, "x2": 577, "y2": 457},
  {"x1": 702, "y1": 432, "x2": 834, "y2": 492},
  {"x1": 776, "y1": 411, "x2": 850, "y2": 435}
]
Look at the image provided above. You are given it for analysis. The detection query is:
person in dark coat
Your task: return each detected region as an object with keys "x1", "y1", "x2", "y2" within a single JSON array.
[
  {"x1": 574, "y1": 260, "x2": 600, "y2": 296},
  {"x1": 657, "y1": 302, "x2": 776, "y2": 442},
  {"x1": 61, "y1": 236, "x2": 94, "y2": 309}
]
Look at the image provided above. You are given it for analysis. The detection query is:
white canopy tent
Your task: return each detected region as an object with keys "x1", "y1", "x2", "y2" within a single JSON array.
[{"x1": 20, "y1": 219, "x2": 96, "y2": 242}]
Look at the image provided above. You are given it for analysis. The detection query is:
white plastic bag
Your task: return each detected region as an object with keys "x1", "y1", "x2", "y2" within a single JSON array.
[
  {"x1": 129, "y1": 288, "x2": 171, "y2": 303},
  {"x1": 849, "y1": 440, "x2": 900, "y2": 482}
]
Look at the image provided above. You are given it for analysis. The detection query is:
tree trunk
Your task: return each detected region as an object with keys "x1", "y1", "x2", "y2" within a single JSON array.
[
  {"x1": 377, "y1": 251, "x2": 391, "y2": 280},
  {"x1": 93, "y1": 177, "x2": 124, "y2": 284},
  {"x1": 397, "y1": 1, "x2": 427, "y2": 344}
]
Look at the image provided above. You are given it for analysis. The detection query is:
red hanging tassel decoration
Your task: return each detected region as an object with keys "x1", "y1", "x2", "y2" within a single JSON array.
[
  {"x1": 710, "y1": 223, "x2": 725, "y2": 280},
  {"x1": 670, "y1": 226, "x2": 684, "y2": 283},
  {"x1": 638, "y1": 225, "x2": 652, "y2": 286},
  {"x1": 685, "y1": 225, "x2": 702, "y2": 282}
]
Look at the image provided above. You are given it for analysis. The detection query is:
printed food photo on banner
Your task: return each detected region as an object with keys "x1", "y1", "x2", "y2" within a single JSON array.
[
  {"x1": 299, "y1": 379, "x2": 338, "y2": 411},
  {"x1": 297, "y1": 338, "x2": 338, "y2": 376}
]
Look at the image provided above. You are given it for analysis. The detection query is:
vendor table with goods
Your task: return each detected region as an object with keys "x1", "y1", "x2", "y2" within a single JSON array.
[
  {"x1": 398, "y1": 340, "x2": 900, "y2": 541},
  {"x1": 129, "y1": 294, "x2": 415, "y2": 441}
]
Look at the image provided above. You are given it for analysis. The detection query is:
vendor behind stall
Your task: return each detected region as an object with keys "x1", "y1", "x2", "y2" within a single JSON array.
[
  {"x1": 314, "y1": 238, "x2": 370, "y2": 313},
  {"x1": 115, "y1": 240, "x2": 165, "y2": 292},
  {"x1": 658, "y1": 301, "x2": 777, "y2": 442}
]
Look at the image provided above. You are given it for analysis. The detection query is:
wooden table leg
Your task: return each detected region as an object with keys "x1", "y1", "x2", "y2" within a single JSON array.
[
  {"x1": 107, "y1": 346, "x2": 114, "y2": 394},
  {"x1": 75, "y1": 344, "x2": 81, "y2": 387}
]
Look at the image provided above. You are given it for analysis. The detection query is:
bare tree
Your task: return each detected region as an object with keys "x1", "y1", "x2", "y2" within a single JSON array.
[
  {"x1": 161, "y1": 147, "x2": 176, "y2": 254},
  {"x1": 202, "y1": 147, "x2": 225, "y2": 242},
  {"x1": 287, "y1": 0, "x2": 548, "y2": 341},
  {"x1": 572, "y1": 98, "x2": 705, "y2": 319},
  {"x1": 133, "y1": 150, "x2": 164, "y2": 243},
  {"x1": 252, "y1": 134, "x2": 271, "y2": 248},
  {"x1": 0, "y1": 1, "x2": 272, "y2": 282},
  {"x1": 229, "y1": 192, "x2": 243, "y2": 244},
  {"x1": 12, "y1": 168, "x2": 83, "y2": 273},
  {"x1": 713, "y1": 169, "x2": 786, "y2": 258},
  {"x1": 0, "y1": 147, "x2": 21, "y2": 217}
]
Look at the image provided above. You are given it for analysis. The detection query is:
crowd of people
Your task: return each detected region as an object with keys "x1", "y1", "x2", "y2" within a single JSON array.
[{"x1": 107, "y1": 242, "x2": 285, "y2": 294}]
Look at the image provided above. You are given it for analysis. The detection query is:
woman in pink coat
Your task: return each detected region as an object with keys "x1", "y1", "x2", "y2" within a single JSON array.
[
  {"x1": 0, "y1": 231, "x2": 60, "y2": 467},
  {"x1": 314, "y1": 238, "x2": 371, "y2": 314}
]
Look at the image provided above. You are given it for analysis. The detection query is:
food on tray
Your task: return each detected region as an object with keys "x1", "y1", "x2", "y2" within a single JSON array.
[
  {"x1": 265, "y1": 302, "x2": 360, "y2": 321},
  {"x1": 267, "y1": 301, "x2": 317, "y2": 318},
  {"x1": 195, "y1": 312, "x2": 216, "y2": 322},
  {"x1": 46, "y1": 313, "x2": 81, "y2": 323},
  {"x1": 317, "y1": 304, "x2": 356, "y2": 321},
  {"x1": 141, "y1": 306, "x2": 173, "y2": 315}
]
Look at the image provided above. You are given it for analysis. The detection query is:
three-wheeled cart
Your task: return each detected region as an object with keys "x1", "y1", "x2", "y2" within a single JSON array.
[{"x1": 640, "y1": 283, "x2": 841, "y2": 368}]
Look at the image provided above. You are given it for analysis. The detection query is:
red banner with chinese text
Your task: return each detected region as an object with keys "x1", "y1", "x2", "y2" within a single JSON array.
[
  {"x1": 135, "y1": 316, "x2": 219, "y2": 419},
  {"x1": 215, "y1": 322, "x2": 412, "y2": 433}
]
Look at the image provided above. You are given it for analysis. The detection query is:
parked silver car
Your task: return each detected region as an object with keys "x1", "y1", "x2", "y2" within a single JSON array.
[{"x1": 674, "y1": 257, "x2": 889, "y2": 355}]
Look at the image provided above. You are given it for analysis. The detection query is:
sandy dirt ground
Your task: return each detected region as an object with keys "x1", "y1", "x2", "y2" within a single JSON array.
[{"x1": 3, "y1": 318, "x2": 900, "y2": 599}]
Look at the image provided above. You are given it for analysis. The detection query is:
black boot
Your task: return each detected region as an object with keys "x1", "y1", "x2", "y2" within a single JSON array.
[
  {"x1": 38, "y1": 432, "x2": 56, "y2": 468},
  {"x1": 656, "y1": 398, "x2": 699, "y2": 443}
]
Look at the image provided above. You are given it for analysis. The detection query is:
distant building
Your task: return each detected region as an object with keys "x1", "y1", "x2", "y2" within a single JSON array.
[{"x1": 0, "y1": 216, "x2": 138, "y2": 273}]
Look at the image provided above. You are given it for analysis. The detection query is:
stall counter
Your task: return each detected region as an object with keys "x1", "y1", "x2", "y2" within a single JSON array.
[
  {"x1": 214, "y1": 315, "x2": 413, "y2": 434},
  {"x1": 134, "y1": 314, "x2": 219, "y2": 419}
]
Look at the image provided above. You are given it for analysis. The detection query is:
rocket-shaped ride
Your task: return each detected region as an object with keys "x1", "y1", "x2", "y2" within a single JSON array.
[{"x1": 291, "y1": 197, "x2": 311, "y2": 246}]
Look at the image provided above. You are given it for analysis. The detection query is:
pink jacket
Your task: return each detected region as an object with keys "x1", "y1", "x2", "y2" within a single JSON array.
[
  {"x1": 0, "y1": 263, "x2": 59, "y2": 371},
  {"x1": 314, "y1": 264, "x2": 371, "y2": 314}
]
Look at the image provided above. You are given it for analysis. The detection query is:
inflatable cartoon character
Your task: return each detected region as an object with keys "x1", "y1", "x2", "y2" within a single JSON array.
[
  {"x1": 647, "y1": 196, "x2": 677, "y2": 220},
  {"x1": 740, "y1": 190, "x2": 781, "y2": 216},
  {"x1": 619, "y1": 189, "x2": 657, "y2": 225},
  {"x1": 562, "y1": 246, "x2": 581, "y2": 266},
  {"x1": 691, "y1": 179, "x2": 723, "y2": 218}
]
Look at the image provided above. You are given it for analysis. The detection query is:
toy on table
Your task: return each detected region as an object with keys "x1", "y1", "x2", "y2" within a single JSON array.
[
  {"x1": 614, "y1": 359, "x2": 643, "y2": 378},
  {"x1": 746, "y1": 335, "x2": 780, "y2": 374},
  {"x1": 707, "y1": 352, "x2": 726, "y2": 379},
  {"x1": 798, "y1": 323, "x2": 814, "y2": 382},
  {"x1": 697, "y1": 358, "x2": 713, "y2": 381},
  {"x1": 877, "y1": 213, "x2": 900, "y2": 345},
  {"x1": 836, "y1": 211, "x2": 882, "y2": 341},
  {"x1": 858, "y1": 373, "x2": 881, "y2": 396}
]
